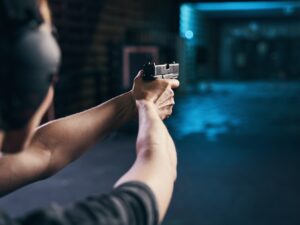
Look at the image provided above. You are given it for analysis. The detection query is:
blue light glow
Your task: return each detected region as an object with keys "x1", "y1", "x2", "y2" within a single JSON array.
[
  {"x1": 179, "y1": 1, "x2": 300, "y2": 41},
  {"x1": 284, "y1": 6, "x2": 295, "y2": 15},
  {"x1": 185, "y1": 30, "x2": 194, "y2": 40},
  {"x1": 192, "y1": 1, "x2": 300, "y2": 12}
]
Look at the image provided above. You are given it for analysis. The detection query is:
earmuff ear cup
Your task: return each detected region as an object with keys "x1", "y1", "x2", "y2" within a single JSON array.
[{"x1": 1, "y1": 26, "x2": 61, "y2": 130}]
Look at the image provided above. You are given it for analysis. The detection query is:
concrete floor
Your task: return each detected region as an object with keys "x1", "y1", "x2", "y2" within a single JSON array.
[{"x1": 1, "y1": 81, "x2": 300, "y2": 225}]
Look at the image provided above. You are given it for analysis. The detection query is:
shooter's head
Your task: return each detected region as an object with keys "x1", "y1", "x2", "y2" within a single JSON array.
[{"x1": 0, "y1": 0, "x2": 60, "y2": 153}]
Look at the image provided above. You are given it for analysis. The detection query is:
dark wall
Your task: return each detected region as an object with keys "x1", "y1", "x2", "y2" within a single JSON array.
[
  {"x1": 49, "y1": 0, "x2": 179, "y2": 117},
  {"x1": 179, "y1": 2, "x2": 300, "y2": 82},
  {"x1": 219, "y1": 20, "x2": 300, "y2": 80}
]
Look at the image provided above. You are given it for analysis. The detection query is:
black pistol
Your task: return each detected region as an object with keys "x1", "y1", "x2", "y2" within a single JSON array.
[{"x1": 142, "y1": 62, "x2": 179, "y2": 81}]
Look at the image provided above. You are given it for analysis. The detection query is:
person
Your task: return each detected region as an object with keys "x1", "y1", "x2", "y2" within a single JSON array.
[{"x1": 0, "y1": 0, "x2": 180, "y2": 225}]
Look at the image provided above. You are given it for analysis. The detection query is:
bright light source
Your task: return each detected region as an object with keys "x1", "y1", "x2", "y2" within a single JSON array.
[
  {"x1": 185, "y1": 30, "x2": 194, "y2": 39},
  {"x1": 193, "y1": 2, "x2": 300, "y2": 11}
]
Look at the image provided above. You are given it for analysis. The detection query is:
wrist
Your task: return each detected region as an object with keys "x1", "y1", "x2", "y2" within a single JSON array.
[
  {"x1": 135, "y1": 99, "x2": 156, "y2": 110},
  {"x1": 129, "y1": 91, "x2": 154, "y2": 108}
]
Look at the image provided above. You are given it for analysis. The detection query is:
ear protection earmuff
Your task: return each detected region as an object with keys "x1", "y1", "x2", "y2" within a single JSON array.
[{"x1": 0, "y1": 0, "x2": 61, "y2": 131}]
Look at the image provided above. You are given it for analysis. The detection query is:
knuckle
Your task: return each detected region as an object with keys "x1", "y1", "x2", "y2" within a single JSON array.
[
  {"x1": 170, "y1": 89, "x2": 175, "y2": 96},
  {"x1": 166, "y1": 88, "x2": 174, "y2": 96},
  {"x1": 162, "y1": 79, "x2": 170, "y2": 86}
]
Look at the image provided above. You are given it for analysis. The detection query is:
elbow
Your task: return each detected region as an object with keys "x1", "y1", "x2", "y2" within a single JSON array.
[
  {"x1": 37, "y1": 149, "x2": 58, "y2": 180},
  {"x1": 28, "y1": 144, "x2": 59, "y2": 181},
  {"x1": 41, "y1": 150, "x2": 64, "y2": 179},
  {"x1": 30, "y1": 132, "x2": 61, "y2": 180}
]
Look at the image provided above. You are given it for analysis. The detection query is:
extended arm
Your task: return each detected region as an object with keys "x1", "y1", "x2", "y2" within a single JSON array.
[
  {"x1": 30, "y1": 91, "x2": 136, "y2": 172},
  {"x1": 0, "y1": 91, "x2": 136, "y2": 196},
  {"x1": 0, "y1": 100, "x2": 176, "y2": 223},
  {"x1": 0, "y1": 71, "x2": 178, "y2": 197},
  {"x1": 115, "y1": 100, "x2": 177, "y2": 223},
  {"x1": 28, "y1": 71, "x2": 177, "y2": 175}
]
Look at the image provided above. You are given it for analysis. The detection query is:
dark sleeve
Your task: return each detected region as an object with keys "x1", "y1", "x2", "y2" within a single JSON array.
[{"x1": 6, "y1": 182, "x2": 159, "y2": 225}]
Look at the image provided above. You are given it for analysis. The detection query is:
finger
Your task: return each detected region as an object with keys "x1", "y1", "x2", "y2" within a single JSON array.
[
  {"x1": 166, "y1": 79, "x2": 180, "y2": 89},
  {"x1": 162, "y1": 89, "x2": 174, "y2": 100},
  {"x1": 159, "y1": 105, "x2": 174, "y2": 120},
  {"x1": 156, "y1": 89, "x2": 174, "y2": 105},
  {"x1": 158, "y1": 98, "x2": 175, "y2": 108},
  {"x1": 134, "y1": 70, "x2": 144, "y2": 80},
  {"x1": 138, "y1": 70, "x2": 144, "y2": 77}
]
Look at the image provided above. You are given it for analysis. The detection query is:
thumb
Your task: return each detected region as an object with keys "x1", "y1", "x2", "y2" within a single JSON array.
[
  {"x1": 135, "y1": 70, "x2": 144, "y2": 79},
  {"x1": 167, "y1": 79, "x2": 180, "y2": 89}
]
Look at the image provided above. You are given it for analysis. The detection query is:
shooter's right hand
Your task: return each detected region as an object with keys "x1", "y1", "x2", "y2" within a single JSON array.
[{"x1": 131, "y1": 70, "x2": 180, "y2": 120}]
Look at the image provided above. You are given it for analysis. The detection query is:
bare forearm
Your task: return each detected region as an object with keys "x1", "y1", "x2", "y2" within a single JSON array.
[
  {"x1": 0, "y1": 148, "x2": 51, "y2": 197},
  {"x1": 0, "y1": 91, "x2": 135, "y2": 196},
  {"x1": 30, "y1": 92, "x2": 136, "y2": 173},
  {"x1": 115, "y1": 101, "x2": 177, "y2": 222}
]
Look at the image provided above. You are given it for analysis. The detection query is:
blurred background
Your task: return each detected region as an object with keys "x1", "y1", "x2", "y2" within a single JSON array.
[{"x1": 1, "y1": 0, "x2": 300, "y2": 224}]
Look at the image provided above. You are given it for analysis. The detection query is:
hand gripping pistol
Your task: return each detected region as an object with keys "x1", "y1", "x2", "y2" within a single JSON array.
[{"x1": 142, "y1": 62, "x2": 179, "y2": 81}]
